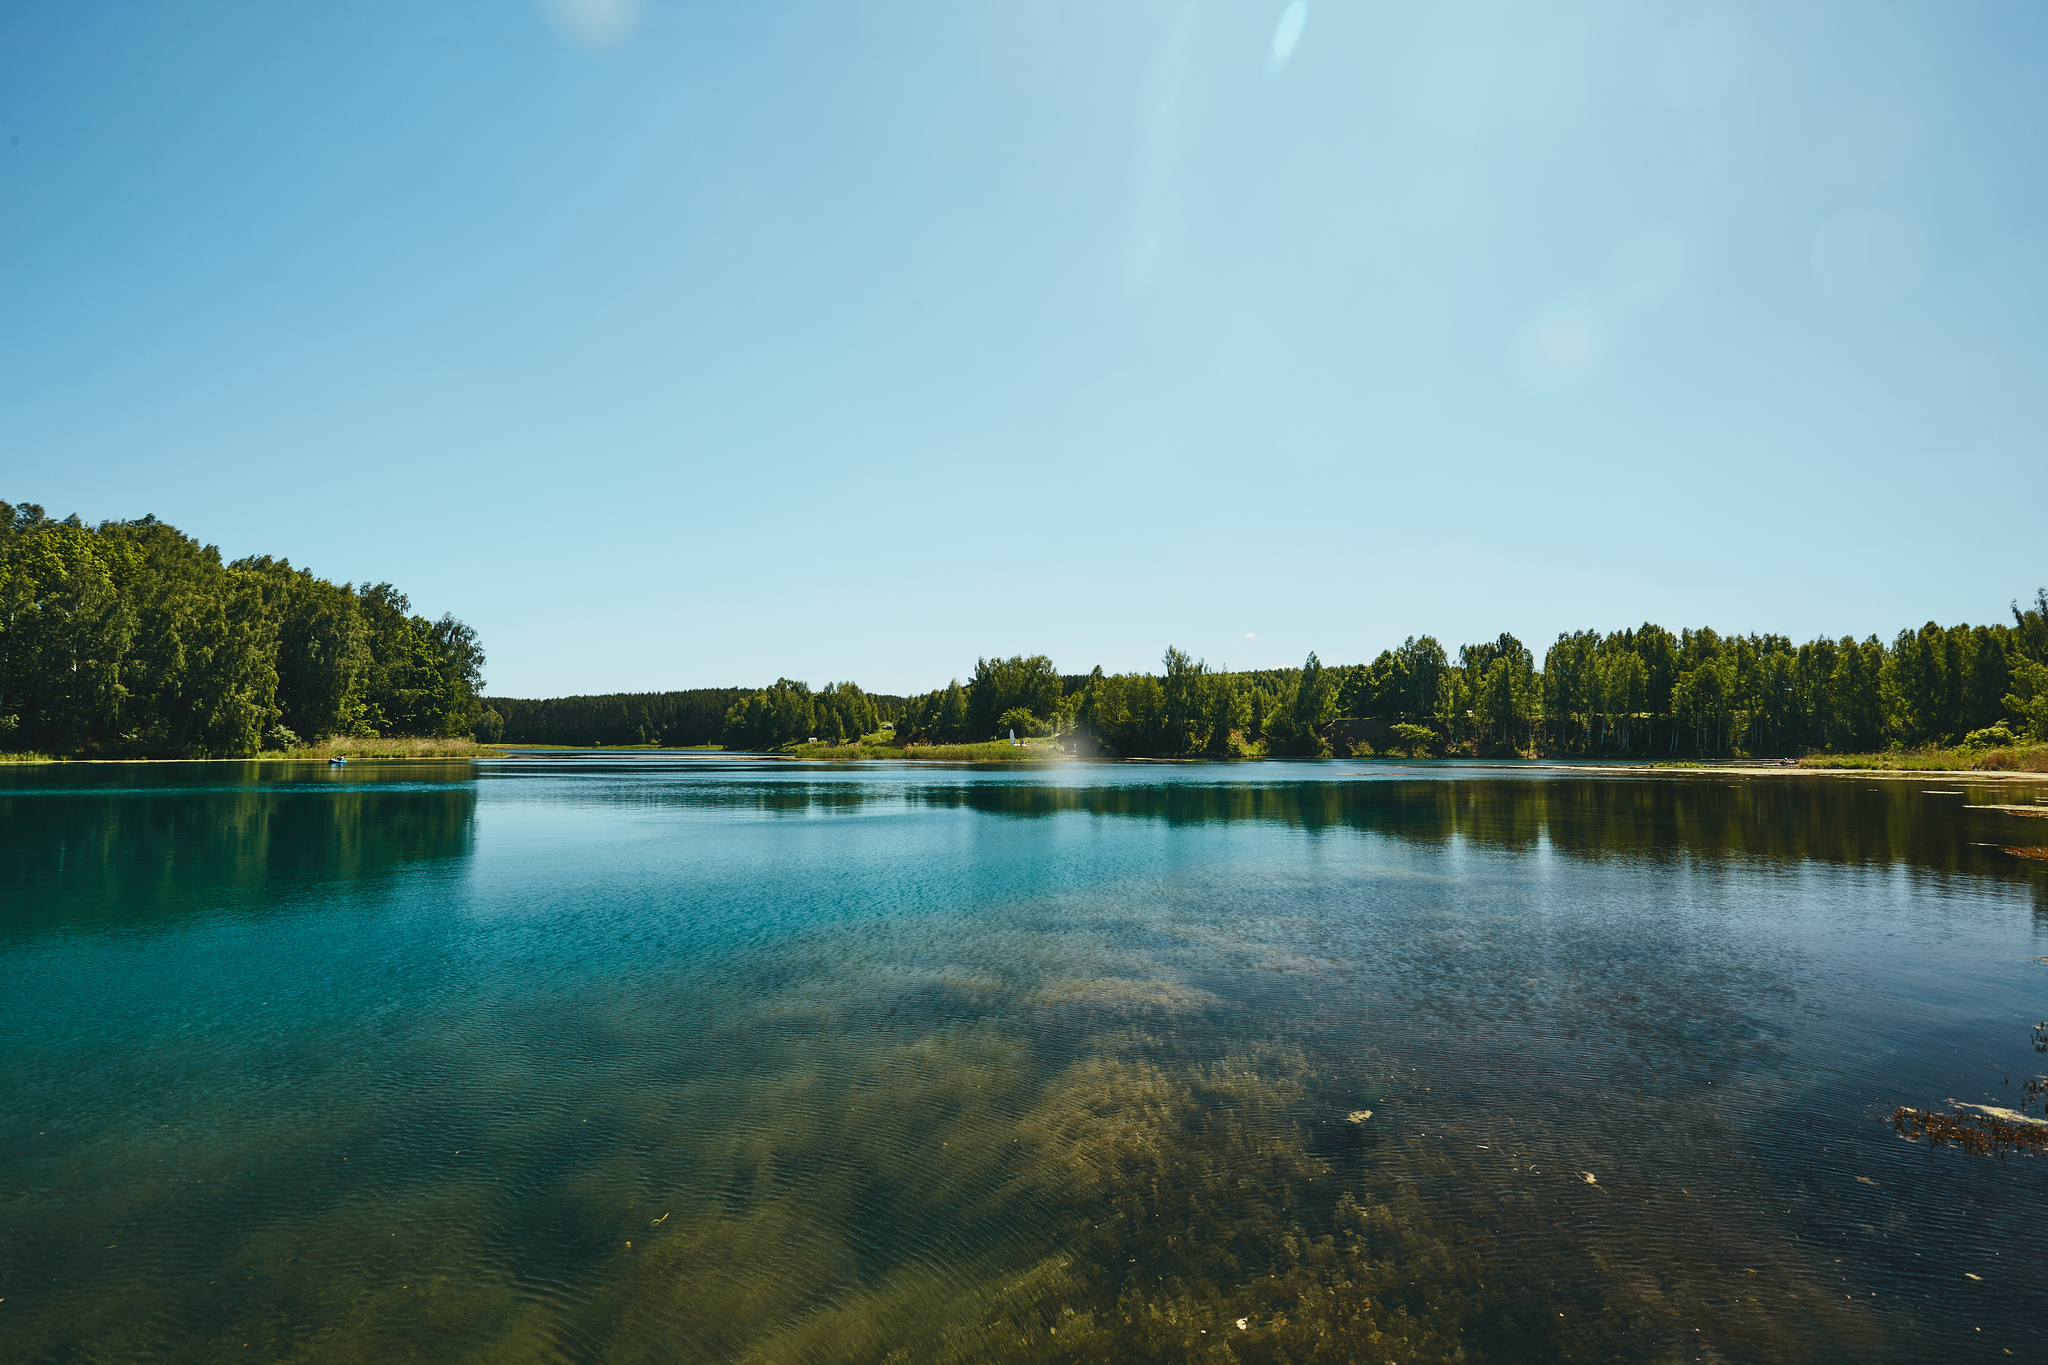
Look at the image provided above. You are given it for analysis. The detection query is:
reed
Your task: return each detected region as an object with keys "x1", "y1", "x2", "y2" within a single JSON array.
[
  {"x1": 1798, "y1": 745, "x2": 2048, "y2": 772},
  {"x1": 288, "y1": 735, "x2": 502, "y2": 760},
  {"x1": 791, "y1": 738, "x2": 1070, "y2": 762}
]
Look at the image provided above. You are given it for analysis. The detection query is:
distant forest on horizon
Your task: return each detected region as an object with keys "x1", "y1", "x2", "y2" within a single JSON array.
[
  {"x1": 494, "y1": 590, "x2": 2048, "y2": 761},
  {"x1": 3, "y1": 502, "x2": 2043, "y2": 761}
]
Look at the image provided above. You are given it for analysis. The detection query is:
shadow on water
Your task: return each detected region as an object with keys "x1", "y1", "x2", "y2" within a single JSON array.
[
  {"x1": 536, "y1": 764, "x2": 2048, "y2": 903},
  {"x1": 917, "y1": 773, "x2": 2048, "y2": 880},
  {"x1": 0, "y1": 762, "x2": 477, "y2": 934}
]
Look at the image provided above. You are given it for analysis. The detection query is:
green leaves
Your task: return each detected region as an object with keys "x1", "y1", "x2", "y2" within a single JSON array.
[
  {"x1": 0, "y1": 505, "x2": 483, "y2": 757},
  {"x1": 2004, "y1": 659, "x2": 2048, "y2": 743},
  {"x1": 967, "y1": 655, "x2": 1061, "y2": 740},
  {"x1": 720, "y1": 678, "x2": 819, "y2": 749}
]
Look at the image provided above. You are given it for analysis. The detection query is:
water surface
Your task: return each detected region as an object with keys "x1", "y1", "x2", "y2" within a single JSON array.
[{"x1": 3, "y1": 759, "x2": 2045, "y2": 1363}]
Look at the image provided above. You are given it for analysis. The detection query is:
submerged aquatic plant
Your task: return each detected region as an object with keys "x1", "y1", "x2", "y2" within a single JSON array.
[
  {"x1": 1890, "y1": 1105, "x2": 2048, "y2": 1159},
  {"x1": 1892, "y1": 960, "x2": 2048, "y2": 1160}
]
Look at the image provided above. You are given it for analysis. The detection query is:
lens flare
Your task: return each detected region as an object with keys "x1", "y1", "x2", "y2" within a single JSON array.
[
  {"x1": 1269, "y1": 2, "x2": 1307, "y2": 76},
  {"x1": 1511, "y1": 306, "x2": 1600, "y2": 394},
  {"x1": 540, "y1": 0, "x2": 642, "y2": 51},
  {"x1": 1611, "y1": 229, "x2": 1697, "y2": 307}
]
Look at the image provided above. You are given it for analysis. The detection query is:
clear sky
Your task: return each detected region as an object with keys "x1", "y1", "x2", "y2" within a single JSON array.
[{"x1": 3, "y1": 1, "x2": 2043, "y2": 697}]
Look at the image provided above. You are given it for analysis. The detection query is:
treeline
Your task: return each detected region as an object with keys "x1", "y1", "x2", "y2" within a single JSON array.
[
  {"x1": 719, "y1": 680, "x2": 905, "y2": 749},
  {"x1": 17, "y1": 494, "x2": 2036, "y2": 767},
  {"x1": 884, "y1": 594, "x2": 2048, "y2": 759},
  {"x1": 476, "y1": 683, "x2": 911, "y2": 748},
  {"x1": 0, "y1": 502, "x2": 485, "y2": 757},
  {"x1": 485, "y1": 689, "x2": 753, "y2": 748}
]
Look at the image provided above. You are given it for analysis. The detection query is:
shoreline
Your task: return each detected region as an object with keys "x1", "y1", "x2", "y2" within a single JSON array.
[{"x1": 1, "y1": 751, "x2": 2040, "y2": 782}]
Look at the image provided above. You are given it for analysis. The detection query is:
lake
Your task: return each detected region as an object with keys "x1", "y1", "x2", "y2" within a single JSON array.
[{"x1": 2, "y1": 758, "x2": 2044, "y2": 1363}]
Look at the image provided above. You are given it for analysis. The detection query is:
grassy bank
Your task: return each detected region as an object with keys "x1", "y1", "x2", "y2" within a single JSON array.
[
  {"x1": 292, "y1": 735, "x2": 503, "y2": 760},
  {"x1": 1796, "y1": 745, "x2": 2048, "y2": 773},
  {"x1": 788, "y1": 736, "x2": 1069, "y2": 762},
  {"x1": 493, "y1": 742, "x2": 725, "y2": 752},
  {"x1": 0, "y1": 734, "x2": 501, "y2": 763}
]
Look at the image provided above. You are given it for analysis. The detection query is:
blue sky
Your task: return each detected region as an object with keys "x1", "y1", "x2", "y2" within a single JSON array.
[{"x1": 3, "y1": 1, "x2": 2044, "y2": 697}]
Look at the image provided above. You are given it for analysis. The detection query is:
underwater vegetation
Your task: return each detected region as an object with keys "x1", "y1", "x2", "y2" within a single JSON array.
[
  {"x1": 1891, "y1": 985, "x2": 2048, "y2": 1162},
  {"x1": 1890, "y1": 1105, "x2": 2048, "y2": 1159},
  {"x1": 3, "y1": 957, "x2": 1885, "y2": 1363},
  {"x1": 8, "y1": 765, "x2": 2041, "y2": 1362}
]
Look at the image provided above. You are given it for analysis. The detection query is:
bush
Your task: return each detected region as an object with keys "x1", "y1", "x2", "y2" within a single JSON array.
[
  {"x1": 1389, "y1": 722, "x2": 1436, "y2": 757},
  {"x1": 997, "y1": 706, "x2": 1048, "y2": 738},
  {"x1": 1964, "y1": 723, "x2": 2017, "y2": 749},
  {"x1": 473, "y1": 708, "x2": 505, "y2": 744},
  {"x1": 263, "y1": 725, "x2": 302, "y2": 751}
]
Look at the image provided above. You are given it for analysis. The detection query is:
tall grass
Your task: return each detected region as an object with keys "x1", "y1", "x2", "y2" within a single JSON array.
[
  {"x1": 1797, "y1": 745, "x2": 2048, "y2": 773},
  {"x1": 0, "y1": 736, "x2": 496, "y2": 762},
  {"x1": 288, "y1": 735, "x2": 502, "y2": 760},
  {"x1": 790, "y1": 739, "x2": 1069, "y2": 762}
]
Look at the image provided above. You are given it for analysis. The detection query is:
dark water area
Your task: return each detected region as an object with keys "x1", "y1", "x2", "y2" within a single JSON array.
[{"x1": 2, "y1": 758, "x2": 2044, "y2": 1363}]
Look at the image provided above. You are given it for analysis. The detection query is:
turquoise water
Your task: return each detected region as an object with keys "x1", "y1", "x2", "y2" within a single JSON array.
[{"x1": 3, "y1": 758, "x2": 2045, "y2": 1363}]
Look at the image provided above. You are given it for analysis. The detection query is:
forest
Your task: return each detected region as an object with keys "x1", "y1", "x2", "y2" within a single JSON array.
[
  {"x1": 496, "y1": 598, "x2": 2048, "y2": 760},
  {"x1": 488, "y1": 689, "x2": 753, "y2": 749},
  {"x1": 863, "y1": 596, "x2": 2048, "y2": 761},
  {"x1": 0, "y1": 502, "x2": 486, "y2": 757},
  {"x1": 7, "y1": 499, "x2": 2044, "y2": 764}
]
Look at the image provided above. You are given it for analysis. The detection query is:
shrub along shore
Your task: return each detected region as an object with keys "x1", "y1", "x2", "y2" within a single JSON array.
[
  {"x1": 0, "y1": 736, "x2": 504, "y2": 763},
  {"x1": 787, "y1": 737, "x2": 1067, "y2": 763},
  {"x1": 1794, "y1": 745, "x2": 2047, "y2": 773},
  {"x1": 773, "y1": 734, "x2": 2046, "y2": 773}
]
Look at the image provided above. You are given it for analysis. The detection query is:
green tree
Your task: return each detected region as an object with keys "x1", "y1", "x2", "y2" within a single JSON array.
[
  {"x1": 0, "y1": 519, "x2": 141, "y2": 754},
  {"x1": 1389, "y1": 722, "x2": 1435, "y2": 757},
  {"x1": 1390, "y1": 636, "x2": 1447, "y2": 720},
  {"x1": 1468, "y1": 635, "x2": 1535, "y2": 753},
  {"x1": 997, "y1": 706, "x2": 1047, "y2": 738},
  {"x1": 2004, "y1": 659, "x2": 2048, "y2": 742},
  {"x1": 938, "y1": 681, "x2": 970, "y2": 742},
  {"x1": 1434, "y1": 666, "x2": 1472, "y2": 749},
  {"x1": 966, "y1": 655, "x2": 1061, "y2": 739},
  {"x1": 0, "y1": 502, "x2": 483, "y2": 757},
  {"x1": 1827, "y1": 636, "x2": 1885, "y2": 752},
  {"x1": 1161, "y1": 646, "x2": 1210, "y2": 756},
  {"x1": 239, "y1": 558, "x2": 371, "y2": 740},
  {"x1": 2011, "y1": 590, "x2": 2048, "y2": 664},
  {"x1": 1598, "y1": 650, "x2": 1648, "y2": 751},
  {"x1": 1882, "y1": 623, "x2": 1953, "y2": 745},
  {"x1": 720, "y1": 678, "x2": 817, "y2": 749},
  {"x1": 1076, "y1": 671, "x2": 1166, "y2": 756},
  {"x1": 1266, "y1": 652, "x2": 1336, "y2": 755}
]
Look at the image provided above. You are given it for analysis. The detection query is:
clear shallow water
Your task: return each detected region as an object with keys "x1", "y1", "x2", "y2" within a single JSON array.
[{"x1": 2, "y1": 759, "x2": 2045, "y2": 1364}]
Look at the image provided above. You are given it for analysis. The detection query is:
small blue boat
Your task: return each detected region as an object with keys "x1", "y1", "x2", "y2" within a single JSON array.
[{"x1": 329, "y1": 757, "x2": 347, "y2": 766}]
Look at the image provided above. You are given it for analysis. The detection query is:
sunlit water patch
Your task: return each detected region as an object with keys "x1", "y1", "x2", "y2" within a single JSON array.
[{"x1": 3, "y1": 760, "x2": 2044, "y2": 1362}]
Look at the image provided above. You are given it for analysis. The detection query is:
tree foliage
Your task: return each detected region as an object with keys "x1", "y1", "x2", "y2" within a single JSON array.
[
  {"x1": 13, "y1": 496, "x2": 2041, "y2": 767},
  {"x1": 0, "y1": 502, "x2": 486, "y2": 756},
  {"x1": 1046, "y1": 590, "x2": 2048, "y2": 759},
  {"x1": 897, "y1": 656, "x2": 1064, "y2": 746}
]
